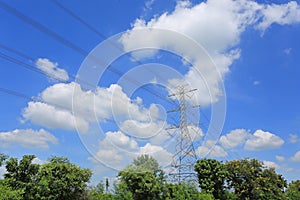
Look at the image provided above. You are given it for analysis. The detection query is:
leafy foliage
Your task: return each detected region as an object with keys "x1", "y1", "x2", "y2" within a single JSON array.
[
  {"x1": 34, "y1": 156, "x2": 92, "y2": 199},
  {"x1": 0, "y1": 152, "x2": 298, "y2": 200},
  {"x1": 4, "y1": 155, "x2": 40, "y2": 199},
  {"x1": 87, "y1": 181, "x2": 114, "y2": 200},
  {"x1": 0, "y1": 153, "x2": 8, "y2": 166},
  {"x1": 226, "y1": 158, "x2": 287, "y2": 200},
  {"x1": 113, "y1": 181, "x2": 134, "y2": 200},
  {"x1": 164, "y1": 182, "x2": 213, "y2": 200},
  {"x1": 117, "y1": 155, "x2": 166, "y2": 200},
  {"x1": 194, "y1": 158, "x2": 228, "y2": 199},
  {"x1": 0, "y1": 180, "x2": 23, "y2": 200},
  {"x1": 118, "y1": 170, "x2": 161, "y2": 200},
  {"x1": 286, "y1": 180, "x2": 300, "y2": 200},
  {"x1": 132, "y1": 154, "x2": 160, "y2": 172}
]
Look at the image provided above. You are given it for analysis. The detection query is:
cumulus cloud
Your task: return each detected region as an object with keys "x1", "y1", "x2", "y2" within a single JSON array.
[
  {"x1": 32, "y1": 157, "x2": 47, "y2": 165},
  {"x1": 244, "y1": 129, "x2": 284, "y2": 150},
  {"x1": 139, "y1": 143, "x2": 173, "y2": 167},
  {"x1": 256, "y1": 1, "x2": 300, "y2": 32},
  {"x1": 36, "y1": 58, "x2": 69, "y2": 81},
  {"x1": 105, "y1": 131, "x2": 139, "y2": 151},
  {"x1": 220, "y1": 129, "x2": 250, "y2": 149},
  {"x1": 196, "y1": 140, "x2": 228, "y2": 158},
  {"x1": 22, "y1": 82, "x2": 160, "y2": 133},
  {"x1": 89, "y1": 131, "x2": 173, "y2": 170},
  {"x1": 291, "y1": 151, "x2": 300, "y2": 162},
  {"x1": 276, "y1": 155, "x2": 285, "y2": 162},
  {"x1": 0, "y1": 129, "x2": 58, "y2": 149},
  {"x1": 289, "y1": 134, "x2": 299, "y2": 143},
  {"x1": 120, "y1": 120, "x2": 166, "y2": 138},
  {"x1": 120, "y1": 0, "x2": 300, "y2": 105},
  {"x1": 22, "y1": 101, "x2": 89, "y2": 133},
  {"x1": 263, "y1": 160, "x2": 280, "y2": 170}
]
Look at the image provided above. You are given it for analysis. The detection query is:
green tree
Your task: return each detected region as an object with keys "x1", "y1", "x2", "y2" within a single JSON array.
[
  {"x1": 118, "y1": 155, "x2": 164, "y2": 200},
  {"x1": 133, "y1": 154, "x2": 159, "y2": 172},
  {"x1": 194, "y1": 158, "x2": 228, "y2": 199},
  {"x1": 164, "y1": 182, "x2": 213, "y2": 200},
  {"x1": 113, "y1": 181, "x2": 133, "y2": 200},
  {"x1": 286, "y1": 180, "x2": 300, "y2": 200},
  {"x1": 4, "y1": 155, "x2": 40, "y2": 199},
  {"x1": 87, "y1": 182, "x2": 105, "y2": 200},
  {"x1": 226, "y1": 158, "x2": 286, "y2": 200},
  {"x1": 87, "y1": 181, "x2": 114, "y2": 200},
  {"x1": 118, "y1": 169, "x2": 161, "y2": 200},
  {"x1": 34, "y1": 156, "x2": 92, "y2": 200},
  {"x1": 0, "y1": 153, "x2": 8, "y2": 167},
  {"x1": 0, "y1": 179, "x2": 23, "y2": 200}
]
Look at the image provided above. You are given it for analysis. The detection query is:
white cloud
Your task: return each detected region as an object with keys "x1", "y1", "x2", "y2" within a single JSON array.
[
  {"x1": 105, "y1": 131, "x2": 139, "y2": 151},
  {"x1": 120, "y1": 0, "x2": 300, "y2": 106},
  {"x1": 139, "y1": 143, "x2": 173, "y2": 167},
  {"x1": 22, "y1": 82, "x2": 161, "y2": 133},
  {"x1": 0, "y1": 166, "x2": 6, "y2": 179},
  {"x1": 0, "y1": 129, "x2": 58, "y2": 149},
  {"x1": 256, "y1": 1, "x2": 300, "y2": 32},
  {"x1": 220, "y1": 129, "x2": 250, "y2": 149},
  {"x1": 120, "y1": 119, "x2": 167, "y2": 138},
  {"x1": 90, "y1": 131, "x2": 138, "y2": 169},
  {"x1": 36, "y1": 58, "x2": 69, "y2": 81},
  {"x1": 289, "y1": 134, "x2": 299, "y2": 143},
  {"x1": 144, "y1": 0, "x2": 155, "y2": 11},
  {"x1": 253, "y1": 80, "x2": 260, "y2": 85},
  {"x1": 284, "y1": 48, "x2": 292, "y2": 55},
  {"x1": 187, "y1": 125, "x2": 204, "y2": 141},
  {"x1": 263, "y1": 160, "x2": 280, "y2": 170},
  {"x1": 276, "y1": 155, "x2": 285, "y2": 162},
  {"x1": 244, "y1": 129, "x2": 284, "y2": 150},
  {"x1": 196, "y1": 140, "x2": 228, "y2": 158},
  {"x1": 291, "y1": 151, "x2": 300, "y2": 162},
  {"x1": 32, "y1": 157, "x2": 46, "y2": 165},
  {"x1": 90, "y1": 131, "x2": 173, "y2": 170},
  {"x1": 22, "y1": 101, "x2": 89, "y2": 133}
]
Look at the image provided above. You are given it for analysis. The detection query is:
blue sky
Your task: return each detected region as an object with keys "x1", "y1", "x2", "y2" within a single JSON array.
[{"x1": 0, "y1": 0, "x2": 300, "y2": 184}]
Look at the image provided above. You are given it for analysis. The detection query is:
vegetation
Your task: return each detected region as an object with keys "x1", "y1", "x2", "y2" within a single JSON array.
[
  {"x1": 194, "y1": 158, "x2": 228, "y2": 199},
  {"x1": 286, "y1": 180, "x2": 300, "y2": 200},
  {"x1": 0, "y1": 152, "x2": 299, "y2": 199}
]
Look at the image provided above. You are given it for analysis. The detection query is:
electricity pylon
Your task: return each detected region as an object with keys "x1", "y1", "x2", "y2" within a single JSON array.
[{"x1": 166, "y1": 85, "x2": 201, "y2": 183}]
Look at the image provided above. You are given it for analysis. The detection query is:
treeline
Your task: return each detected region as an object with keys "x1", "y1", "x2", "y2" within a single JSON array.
[{"x1": 0, "y1": 153, "x2": 299, "y2": 200}]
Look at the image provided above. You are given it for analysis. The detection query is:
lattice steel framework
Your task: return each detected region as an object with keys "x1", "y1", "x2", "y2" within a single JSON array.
[{"x1": 167, "y1": 85, "x2": 201, "y2": 183}]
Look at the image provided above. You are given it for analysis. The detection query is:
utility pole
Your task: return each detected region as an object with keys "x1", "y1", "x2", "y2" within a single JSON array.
[{"x1": 167, "y1": 85, "x2": 201, "y2": 183}]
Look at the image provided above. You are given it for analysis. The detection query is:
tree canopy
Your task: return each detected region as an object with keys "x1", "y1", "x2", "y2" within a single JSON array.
[
  {"x1": 1, "y1": 154, "x2": 91, "y2": 200},
  {"x1": 0, "y1": 152, "x2": 298, "y2": 200},
  {"x1": 194, "y1": 158, "x2": 228, "y2": 199},
  {"x1": 225, "y1": 158, "x2": 287, "y2": 200},
  {"x1": 286, "y1": 180, "x2": 300, "y2": 200}
]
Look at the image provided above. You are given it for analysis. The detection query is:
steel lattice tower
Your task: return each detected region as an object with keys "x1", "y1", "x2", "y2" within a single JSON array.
[{"x1": 167, "y1": 85, "x2": 201, "y2": 183}]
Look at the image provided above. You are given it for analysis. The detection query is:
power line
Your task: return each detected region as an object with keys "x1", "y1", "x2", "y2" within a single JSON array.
[
  {"x1": 0, "y1": 1, "x2": 88, "y2": 56},
  {"x1": 0, "y1": 51, "x2": 69, "y2": 83},
  {"x1": 0, "y1": 48, "x2": 170, "y2": 124},
  {"x1": 51, "y1": 0, "x2": 168, "y2": 82},
  {"x1": 0, "y1": 87, "x2": 34, "y2": 101},
  {"x1": 0, "y1": 1, "x2": 174, "y2": 106},
  {"x1": 51, "y1": 0, "x2": 108, "y2": 40},
  {"x1": 0, "y1": 1, "x2": 218, "y2": 145},
  {"x1": 0, "y1": 86, "x2": 118, "y2": 124},
  {"x1": 0, "y1": 43, "x2": 98, "y2": 88}
]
